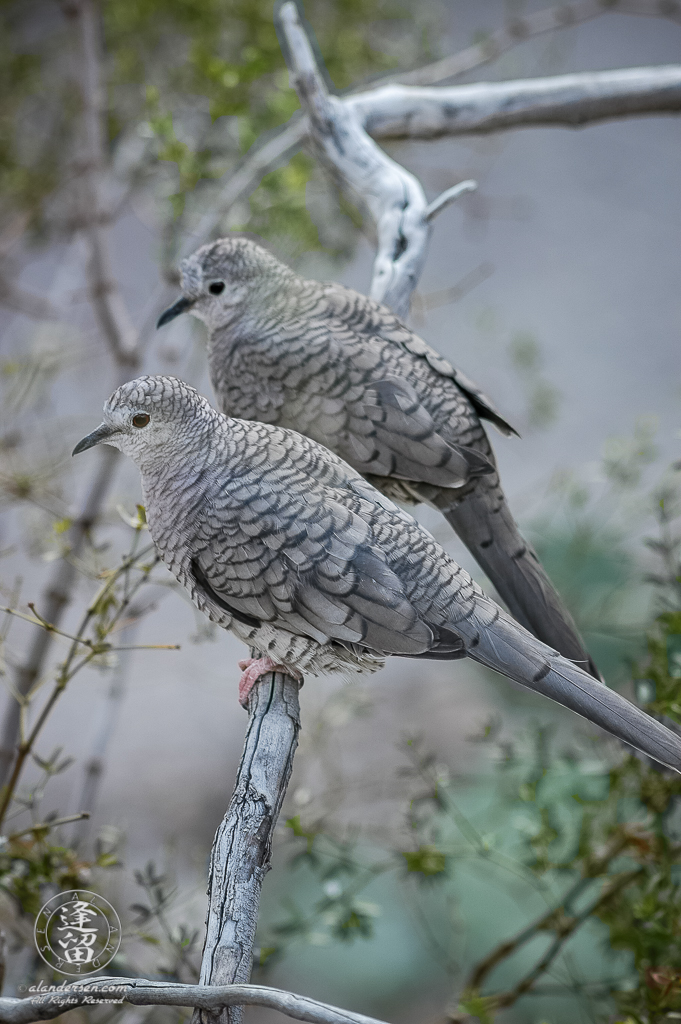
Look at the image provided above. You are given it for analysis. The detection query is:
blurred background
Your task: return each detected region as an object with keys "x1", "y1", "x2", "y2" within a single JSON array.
[{"x1": 0, "y1": 2, "x2": 680, "y2": 1022}]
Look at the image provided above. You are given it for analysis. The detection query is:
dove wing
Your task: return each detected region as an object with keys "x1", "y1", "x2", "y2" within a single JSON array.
[
  {"x1": 337, "y1": 376, "x2": 494, "y2": 488},
  {"x1": 320, "y1": 286, "x2": 518, "y2": 438},
  {"x1": 190, "y1": 483, "x2": 464, "y2": 659}
]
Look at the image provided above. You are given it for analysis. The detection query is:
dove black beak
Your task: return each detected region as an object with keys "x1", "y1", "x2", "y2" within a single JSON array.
[
  {"x1": 156, "y1": 295, "x2": 195, "y2": 328},
  {"x1": 72, "y1": 423, "x2": 117, "y2": 456}
]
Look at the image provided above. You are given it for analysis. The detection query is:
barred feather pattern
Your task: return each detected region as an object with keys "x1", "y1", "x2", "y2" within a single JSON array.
[
  {"x1": 173, "y1": 237, "x2": 596, "y2": 676},
  {"x1": 85, "y1": 375, "x2": 681, "y2": 771}
]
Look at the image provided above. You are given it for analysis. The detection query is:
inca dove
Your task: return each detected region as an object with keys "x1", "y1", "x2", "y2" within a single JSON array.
[
  {"x1": 73, "y1": 374, "x2": 681, "y2": 771},
  {"x1": 158, "y1": 238, "x2": 598, "y2": 678}
]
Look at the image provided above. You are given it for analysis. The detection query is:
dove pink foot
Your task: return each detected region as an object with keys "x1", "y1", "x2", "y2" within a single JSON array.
[{"x1": 238, "y1": 657, "x2": 303, "y2": 707}]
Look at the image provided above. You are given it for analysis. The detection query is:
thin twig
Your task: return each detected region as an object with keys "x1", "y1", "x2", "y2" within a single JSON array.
[
  {"x1": 463, "y1": 831, "x2": 633, "y2": 993},
  {"x1": 450, "y1": 868, "x2": 644, "y2": 1021},
  {"x1": 0, "y1": 444, "x2": 121, "y2": 789},
  {"x1": 5, "y1": 812, "x2": 89, "y2": 842},
  {"x1": 0, "y1": 543, "x2": 159, "y2": 827},
  {"x1": 492, "y1": 869, "x2": 644, "y2": 1009},
  {"x1": 389, "y1": 0, "x2": 681, "y2": 87},
  {"x1": 183, "y1": 119, "x2": 307, "y2": 258}
]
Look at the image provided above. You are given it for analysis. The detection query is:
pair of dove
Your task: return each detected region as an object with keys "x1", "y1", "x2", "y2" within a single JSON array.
[{"x1": 73, "y1": 239, "x2": 681, "y2": 770}]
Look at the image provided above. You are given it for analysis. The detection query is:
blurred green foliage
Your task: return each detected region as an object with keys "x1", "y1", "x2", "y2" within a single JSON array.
[{"x1": 0, "y1": 0, "x2": 419, "y2": 257}]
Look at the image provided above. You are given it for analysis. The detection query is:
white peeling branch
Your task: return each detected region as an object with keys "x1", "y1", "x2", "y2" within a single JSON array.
[
  {"x1": 0, "y1": 977, "x2": 390, "y2": 1024},
  {"x1": 278, "y1": 2, "x2": 472, "y2": 318},
  {"x1": 194, "y1": 63, "x2": 681, "y2": 251},
  {"x1": 193, "y1": 670, "x2": 302, "y2": 1024},
  {"x1": 348, "y1": 65, "x2": 681, "y2": 139},
  {"x1": 0, "y1": 671, "x2": 392, "y2": 1024},
  {"x1": 425, "y1": 180, "x2": 477, "y2": 221}
]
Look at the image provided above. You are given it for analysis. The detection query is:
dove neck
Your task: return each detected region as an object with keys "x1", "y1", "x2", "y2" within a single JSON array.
[
  {"x1": 136, "y1": 408, "x2": 224, "y2": 483},
  {"x1": 207, "y1": 271, "x2": 304, "y2": 354}
]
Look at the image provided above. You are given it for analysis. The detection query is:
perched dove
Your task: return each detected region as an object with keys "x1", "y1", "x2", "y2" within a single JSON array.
[
  {"x1": 158, "y1": 238, "x2": 598, "y2": 678},
  {"x1": 74, "y1": 375, "x2": 681, "y2": 771}
]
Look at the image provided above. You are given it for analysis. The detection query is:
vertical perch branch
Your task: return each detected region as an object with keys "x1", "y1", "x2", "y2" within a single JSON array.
[
  {"x1": 194, "y1": 670, "x2": 303, "y2": 1024},
  {"x1": 277, "y1": 2, "x2": 476, "y2": 319},
  {"x1": 278, "y1": 2, "x2": 431, "y2": 319}
]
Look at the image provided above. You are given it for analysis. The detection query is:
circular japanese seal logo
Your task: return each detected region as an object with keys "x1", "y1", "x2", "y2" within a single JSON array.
[{"x1": 34, "y1": 890, "x2": 121, "y2": 975}]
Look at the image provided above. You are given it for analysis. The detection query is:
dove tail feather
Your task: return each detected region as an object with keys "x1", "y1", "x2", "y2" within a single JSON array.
[
  {"x1": 465, "y1": 605, "x2": 681, "y2": 772},
  {"x1": 444, "y1": 492, "x2": 600, "y2": 680}
]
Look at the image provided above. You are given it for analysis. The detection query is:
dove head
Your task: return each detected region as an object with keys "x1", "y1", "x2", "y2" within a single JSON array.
[
  {"x1": 73, "y1": 375, "x2": 214, "y2": 466},
  {"x1": 157, "y1": 237, "x2": 291, "y2": 332}
]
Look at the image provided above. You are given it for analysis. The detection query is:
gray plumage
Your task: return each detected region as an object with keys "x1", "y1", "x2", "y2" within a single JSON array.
[
  {"x1": 158, "y1": 237, "x2": 598, "y2": 679},
  {"x1": 74, "y1": 374, "x2": 681, "y2": 772}
]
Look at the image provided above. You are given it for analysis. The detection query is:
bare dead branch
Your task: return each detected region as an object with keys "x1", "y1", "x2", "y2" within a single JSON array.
[
  {"x1": 424, "y1": 180, "x2": 477, "y2": 221},
  {"x1": 194, "y1": 670, "x2": 302, "y2": 1024},
  {"x1": 70, "y1": 0, "x2": 140, "y2": 368},
  {"x1": 0, "y1": 977, "x2": 391, "y2": 1024},
  {"x1": 206, "y1": 6, "x2": 681, "y2": 322},
  {"x1": 349, "y1": 65, "x2": 681, "y2": 139},
  {"x1": 0, "y1": 444, "x2": 121, "y2": 789},
  {"x1": 278, "y1": 1, "x2": 453, "y2": 318},
  {"x1": 192, "y1": 0, "x2": 681, "y2": 253}
]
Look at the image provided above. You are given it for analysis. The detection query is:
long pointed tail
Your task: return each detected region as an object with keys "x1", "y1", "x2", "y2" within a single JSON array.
[
  {"x1": 444, "y1": 490, "x2": 600, "y2": 679},
  {"x1": 461, "y1": 598, "x2": 681, "y2": 772}
]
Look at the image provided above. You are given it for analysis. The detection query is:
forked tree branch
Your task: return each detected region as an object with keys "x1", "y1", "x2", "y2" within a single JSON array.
[
  {"x1": 278, "y1": 2, "x2": 474, "y2": 319},
  {"x1": 197, "y1": 0, "x2": 681, "y2": 251},
  {"x1": 256, "y1": 4, "x2": 681, "y2": 319}
]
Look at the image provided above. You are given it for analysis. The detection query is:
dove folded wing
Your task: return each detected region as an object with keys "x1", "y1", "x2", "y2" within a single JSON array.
[
  {"x1": 318, "y1": 284, "x2": 518, "y2": 438},
  {"x1": 338, "y1": 376, "x2": 494, "y2": 488},
  {"x1": 190, "y1": 488, "x2": 465, "y2": 659}
]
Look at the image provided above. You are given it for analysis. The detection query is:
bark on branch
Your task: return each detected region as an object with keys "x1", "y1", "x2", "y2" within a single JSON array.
[
  {"x1": 271, "y1": 4, "x2": 681, "y2": 319},
  {"x1": 198, "y1": 63, "x2": 681, "y2": 250},
  {"x1": 0, "y1": 670, "x2": 388, "y2": 1024},
  {"x1": 0, "y1": 977, "x2": 390, "y2": 1024},
  {"x1": 193, "y1": 670, "x2": 302, "y2": 1024},
  {"x1": 278, "y1": 2, "x2": 467, "y2": 319},
  {"x1": 70, "y1": 0, "x2": 140, "y2": 367},
  {"x1": 348, "y1": 66, "x2": 681, "y2": 139}
]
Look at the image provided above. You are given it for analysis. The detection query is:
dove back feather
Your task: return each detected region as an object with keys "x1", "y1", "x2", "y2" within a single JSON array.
[{"x1": 169, "y1": 238, "x2": 600, "y2": 681}]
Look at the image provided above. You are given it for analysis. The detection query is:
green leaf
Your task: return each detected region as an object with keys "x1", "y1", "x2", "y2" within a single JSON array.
[{"x1": 402, "y1": 845, "x2": 446, "y2": 876}]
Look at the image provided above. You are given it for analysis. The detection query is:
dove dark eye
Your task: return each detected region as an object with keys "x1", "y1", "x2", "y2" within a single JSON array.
[
  {"x1": 132, "y1": 413, "x2": 150, "y2": 428},
  {"x1": 209, "y1": 281, "x2": 225, "y2": 295}
]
